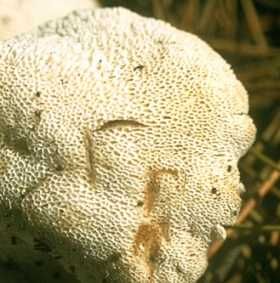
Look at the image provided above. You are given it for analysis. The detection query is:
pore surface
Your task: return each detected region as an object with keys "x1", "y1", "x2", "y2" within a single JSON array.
[{"x1": 0, "y1": 7, "x2": 256, "y2": 283}]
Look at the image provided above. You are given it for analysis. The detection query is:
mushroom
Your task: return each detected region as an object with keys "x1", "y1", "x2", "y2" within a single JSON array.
[
  {"x1": 0, "y1": 0, "x2": 99, "y2": 40},
  {"x1": 0, "y1": 7, "x2": 256, "y2": 283}
]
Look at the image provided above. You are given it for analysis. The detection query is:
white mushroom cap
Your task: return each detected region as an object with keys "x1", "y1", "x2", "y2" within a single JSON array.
[{"x1": 0, "y1": 7, "x2": 256, "y2": 283}]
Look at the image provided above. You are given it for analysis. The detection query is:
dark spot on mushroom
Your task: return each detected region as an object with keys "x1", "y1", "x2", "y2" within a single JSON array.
[
  {"x1": 16, "y1": 139, "x2": 30, "y2": 154},
  {"x1": 227, "y1": 165, "x2": 232, "y2": 172},
  {"x1": 211, "y1": 187, "x2": 217, "y2": 194},
  {"x1": 60, "y1": 79, "x2": 68, "y2": 85},
  {"x1": 7, "y1": 137, "x2": 31, "y2": 155},
  {"x1": 137, "y1": 200, "x2": 144, "y2": 207},
  {"x1": 55, "y1": 164, "x2": 64, "y2": 172},
  {"x1": 149, "y1": 254, "x2": 157, "y2": 263},
  {"x1": 176, "y1": 265, "x2": 184, "y2": 274},
  {"x1": 232, "y1": 210, "x2": 238, "y2": 216},
  {"x1": 133, "y1": 65, "x2": 145, "y2": 71},
  {"x1": 34, "y1": 110, "x2": 42, "y2": 118},
  {"x1": 35, "y1": 91, "x2": 41, "y2": 98},
  {"x1": 10, "y1": 236, "x2": 17, "y2": 245}
]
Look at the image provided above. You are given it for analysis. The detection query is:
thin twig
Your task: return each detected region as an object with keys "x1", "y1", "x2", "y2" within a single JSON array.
[
  {"x1": 270, "y1": 231, "x2": 279, "y2": 246},
  {"x1": 225, "y1": 0, "x2": 237, "y2": 37},
  {"x1": 262, "y1": 109, "x2": 280, "y2": 142},
  {"x1": 180, "y1": 0, "x2": 199, "y2": 31},
  {"x1": 241, "y1": 0, "x2": 268, "y2": 49},
  {"x1": 249, "y1": 148, "x2": 280, "y2": 171},
  {"x1": 197, "y1": 0, "x2": 218, "y2": 33},
  {"x1": 237, "y1": 168, "x2": 280, "y2": 223},
  {"x1": 152, "y1": 0, "x2": 166, "y2": 20},
  {"x1": 216, "y1": 0, "x2": 236, "y2": 37}
]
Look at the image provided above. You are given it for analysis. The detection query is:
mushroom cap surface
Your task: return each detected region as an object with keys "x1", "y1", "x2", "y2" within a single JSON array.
[{"x1": 0, "y1": 7, "x2": 256, "y2": 283}]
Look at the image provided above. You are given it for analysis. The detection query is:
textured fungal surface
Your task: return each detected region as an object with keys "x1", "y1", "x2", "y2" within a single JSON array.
[
  {"x1": 0, "y1": 7, "x2": 256, "y2": 283},
  {"x1": 0, "y1": 0, "x2": 98, "y2": 40}
]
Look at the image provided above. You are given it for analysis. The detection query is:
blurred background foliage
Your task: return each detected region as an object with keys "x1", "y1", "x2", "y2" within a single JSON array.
[{"x1": 99, "y1": 1, "x2": 280, "y2": 283}]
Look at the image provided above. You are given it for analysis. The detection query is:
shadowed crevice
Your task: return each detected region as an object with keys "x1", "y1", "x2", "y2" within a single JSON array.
[{"x1": 96, "y1": 120, "x2": 147, "y2": 131}]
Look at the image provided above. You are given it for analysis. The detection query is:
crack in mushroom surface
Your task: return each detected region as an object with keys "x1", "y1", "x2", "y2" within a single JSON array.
[{"x1": 0, "y1": 7, "x2": 256, "y2": 283}]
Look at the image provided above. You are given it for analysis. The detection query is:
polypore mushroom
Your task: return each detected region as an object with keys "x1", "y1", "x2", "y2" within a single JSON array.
[
  {"x1": 0, "y1": 0, "x2": 99, "y2": 39},
  {"x1": 0, "y1": 7, "x2": 256, "y2": 283}
]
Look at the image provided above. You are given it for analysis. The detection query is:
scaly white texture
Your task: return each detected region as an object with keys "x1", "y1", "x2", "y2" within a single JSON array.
[
  {"x1": 0, "y1": 0, "x2": 99, "y2": 39},
  {"x1": 0, "y1": 7, "x2": 256, "y2": 283}
]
